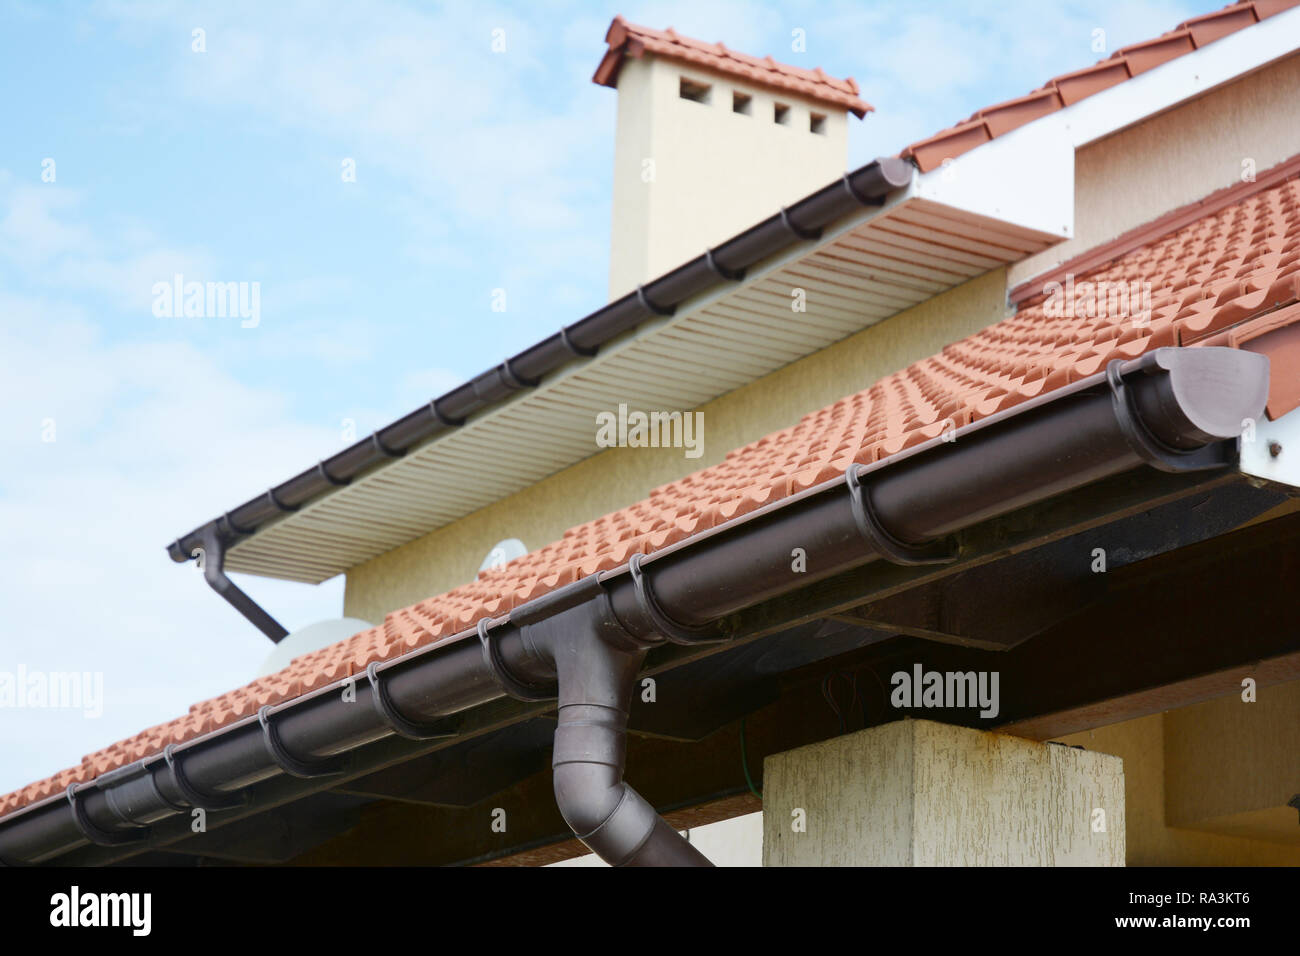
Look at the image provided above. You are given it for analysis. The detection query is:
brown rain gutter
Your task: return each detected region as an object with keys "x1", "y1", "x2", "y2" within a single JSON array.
[{"x1": 1, "y1": 346, "x2": 1266, "y2": 866}]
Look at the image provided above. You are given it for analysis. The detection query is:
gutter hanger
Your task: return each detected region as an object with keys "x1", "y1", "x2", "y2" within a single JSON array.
[{"x1": 0, "y1": 347, "x2": 1267, "y2": 866}]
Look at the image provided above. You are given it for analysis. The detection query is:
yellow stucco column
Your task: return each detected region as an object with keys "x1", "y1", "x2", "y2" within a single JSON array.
[{"x1": 762, "y1": 718, "x2": 1125, "y2": 866}]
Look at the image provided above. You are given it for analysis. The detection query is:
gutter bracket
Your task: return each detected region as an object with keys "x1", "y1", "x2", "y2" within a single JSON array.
[
  {"x1": 500, "y1": 357, "x2": 541, "y2": 390},
  {"x1": 779, "y1": 206, "x2": 823, "y2": 241},
  {"x1": 842, "y1": 171, "x2": 886, "y2": 207},
  {"x1": 365, "y1": 662, "x2": 459, "y2": 739},
  {"x1": 316, "y1": 460, "x2": 351, "y2": 487},
  {"x1": 258, "y1": 706, "x2": 349, "y2": 779},
  {"x1": 628, "y1": 552, "x2": 728, "y2": 644},
  {"x1": 636, "y1": 284, "x2": 676, "y2": 317},
  {"x1": 167, "y1": 158, "x2": 913, "y2": 571},
  {"x1": 705, "y1": 247, "x2": 746, "y2": 281},
  {"x1": 197, "y1": 527, "x2": 289, "y2": 644},
  {"x1": 163, "y1": 744, "x2": 248, "y2": 811},
  {"x1": 1106, "y1": 360, "x2": 1232, "y2": 473},
  {"x1": 66, "y1": 785, "x2": 150, "y2": 847},
  {"x1": 265, "y1": 488, "x2": 298, "y2": 514},
  {"x1": 846, "y1": 465, "x2": 958, "y2": 565},
  {"x1": 478, "y1": 617, "x2": 559, "y2": 701},
  {"x1": 370, "y1": 432, "x2": 407, "y2": 459},
  {"x1": 559, "y1": 325, "x2": 599, "y2": 358},
  {"x1": 430, "y1": 399, "x2": 467, "y2": 429}
]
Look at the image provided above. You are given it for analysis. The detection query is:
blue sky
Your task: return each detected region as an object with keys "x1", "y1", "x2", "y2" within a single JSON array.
[{"x1": 0, "y1": 0, "x2": 1221, "y2": 795}]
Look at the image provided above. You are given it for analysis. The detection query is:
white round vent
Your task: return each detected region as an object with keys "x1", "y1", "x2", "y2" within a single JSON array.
[
  {"x1": 257, "y1": 617, "x2": 373, "y2": 677},
  {"x1": 479, "y1": 537, "x2": 528, "y2": 573}
]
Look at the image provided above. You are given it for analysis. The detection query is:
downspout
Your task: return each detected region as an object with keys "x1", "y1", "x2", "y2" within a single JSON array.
[
  {"x1": 491, "y1": 574, "x2": 714, "y2": 865},
  {"x1": 197, "y1": 527, "x2": 288, "y2": 643},
  {"x1": 0, "y1": 347, "x2": 1268, "y2": 867}
]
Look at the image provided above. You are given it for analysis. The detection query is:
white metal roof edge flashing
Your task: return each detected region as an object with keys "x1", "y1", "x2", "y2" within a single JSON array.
[
  {"x1": 1240, "y1": 404, "x2": 1300, "y2": 489},
  {"x1": 909, "y1": 6, "x2": 1300, "y2": 237},
  {"x1": 1062, "y1": 6, "x2": 1300, "y2": 150}
]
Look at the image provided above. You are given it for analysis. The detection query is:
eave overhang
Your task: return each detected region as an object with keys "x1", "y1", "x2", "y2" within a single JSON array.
[{"x1": 179, "y1": 156, "x2": 1069, "y2": 586}]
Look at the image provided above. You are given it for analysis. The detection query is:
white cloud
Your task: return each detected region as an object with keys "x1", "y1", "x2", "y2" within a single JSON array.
[
  {"x1": 97, "y1": 1, "x2": 612, "y2": 295},
  {"x1": 0, "y1": 179, "x2": 93, "y2": 265},
  {"x1": 0, "y1": 176, "x2": 213, "y2": 313}
]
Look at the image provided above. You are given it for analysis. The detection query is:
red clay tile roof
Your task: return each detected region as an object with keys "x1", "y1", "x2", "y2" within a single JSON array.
[
  {"x1": 6, "y1": 159, "x2": 1300, "y2": 821},
  {"x1": 901, "y1": 0, "x2": 1300, "y2": 172},
  {"x1": 1011, "y1": 152, "x2": 1300, "y2": 307},
  {"x1": 593, "y1": 15, "x2": 873, "y2": 118}
]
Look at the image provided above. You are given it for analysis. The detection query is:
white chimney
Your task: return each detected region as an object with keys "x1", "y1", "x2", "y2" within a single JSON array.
[{"x1": 594, "y1": 17, "x2": 872, "y2": 300}]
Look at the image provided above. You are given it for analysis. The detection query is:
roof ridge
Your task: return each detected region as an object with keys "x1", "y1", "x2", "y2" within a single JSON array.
[{"x1": 902, "y1": 1, "x2": 1294, "y2": 172}]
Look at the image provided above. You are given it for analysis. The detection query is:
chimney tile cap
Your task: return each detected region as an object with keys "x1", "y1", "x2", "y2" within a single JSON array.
[{"x1": 593, "y1": 15, "x2": 873, "y2": 118}]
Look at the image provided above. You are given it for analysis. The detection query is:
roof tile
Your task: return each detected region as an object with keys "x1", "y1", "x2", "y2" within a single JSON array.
[
  {"x1": 975, "y1": 88, "x2": 1064, "y2": 137},
  {"x1": 1049, "y1": 59, "x2": 1133, "y2": 106},
  {"x1": 1181, "y1": 5, "x2": 1261, "y2": 45},
  {"x1": 1114, "y1": 31, "x2": 1197, "y2": 75},
  {"x1": 904, "y1": 119, "x2": 994, "y2": 175}
]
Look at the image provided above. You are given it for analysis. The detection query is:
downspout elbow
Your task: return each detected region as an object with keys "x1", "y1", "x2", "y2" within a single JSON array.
[
  {"x1": 520, "y1": 587, "x2": 713, "y2": 867},
  {"x1": 552, "y1": 699, "x2": 713, "y2": 867},
  {"x1": 553, "y1": 760, "x2": 710, "y2": 866},
  {"x1": 197, "y1": 527, "x2": 289, "y2": 643},
  {"x1": 552, "y1": 703, "x2": 701, "y2": 865}
]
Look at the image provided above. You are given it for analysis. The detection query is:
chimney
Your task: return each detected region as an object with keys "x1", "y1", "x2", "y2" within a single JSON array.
[{"x1": 594, "y1": 16, "x2": 872, "y2": 300}]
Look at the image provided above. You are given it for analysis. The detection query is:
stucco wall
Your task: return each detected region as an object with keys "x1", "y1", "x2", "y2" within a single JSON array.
[
  {"x1": 763, "y1": 719, "x2": 1125, "y2": 866},
  {"x1": 1010, "y1": 52, "x2": 1300, "y2": 290},
  {"x1": 1163, "y1": 679, "x2": 1300, "y2": 846},
  {"x1": 1054, "y1": 696, "x2": 1300, "y2": 866},
  {"x1": 343, "y1": 268, "x2": 1009, "y2": 623}
]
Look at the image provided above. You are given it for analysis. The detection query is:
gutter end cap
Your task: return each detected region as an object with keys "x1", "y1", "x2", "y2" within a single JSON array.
[{"x1": 1145, "y1": 346, "x2": 1269, "y2": 446}]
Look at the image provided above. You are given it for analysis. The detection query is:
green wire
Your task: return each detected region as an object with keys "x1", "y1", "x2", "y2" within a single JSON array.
[{"x1": 740, "y1": 716, "x2": 762, "y2": 800}]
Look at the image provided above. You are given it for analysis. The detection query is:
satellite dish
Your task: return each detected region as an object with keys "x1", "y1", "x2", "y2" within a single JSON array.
[
  {"x1": 479, "y1": 537, "x2": 528, "y2": 573},
  {"x1": 258, "y1": 617, "x2": 373, "y2": 677}
]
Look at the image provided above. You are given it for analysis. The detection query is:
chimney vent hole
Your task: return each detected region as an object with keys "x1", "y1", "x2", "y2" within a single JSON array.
[{"x1": 679, "y1": 77, "x2": 712, "y2": 104}]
